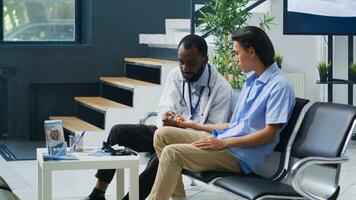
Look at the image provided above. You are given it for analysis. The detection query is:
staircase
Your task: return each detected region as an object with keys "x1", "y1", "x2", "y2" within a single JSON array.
[{"x1": 50, "y1": 58, "x2": 177, "y2": 146}]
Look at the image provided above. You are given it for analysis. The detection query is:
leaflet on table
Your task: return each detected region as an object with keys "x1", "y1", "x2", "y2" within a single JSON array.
[
  {"x1": 42, "y1": 154, "x2": 79, "y2": 161},
  {"x1": 44, "y1": 120, "x2": 67, "y2": 156}
]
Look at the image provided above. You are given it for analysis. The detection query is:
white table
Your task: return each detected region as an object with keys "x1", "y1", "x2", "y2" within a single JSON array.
[{"x1": 37, "y1": 148, "x2": 139, "y2": 200}]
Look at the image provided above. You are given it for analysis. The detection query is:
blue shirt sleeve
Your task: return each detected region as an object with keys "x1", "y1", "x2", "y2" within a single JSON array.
[{"x1": 266, "y1": 83, "x2": 295, "y2": 125}]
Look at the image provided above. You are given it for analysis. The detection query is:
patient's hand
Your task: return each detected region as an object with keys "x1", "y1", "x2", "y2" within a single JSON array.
[
  {"x1": 173, "y1": 114, "x2": 185, "y2": 123},
  {"x1": 192, "y1": 136, "x2": 226, "y2": 150},
  {"x1": 176, "y1": 119, "x2": 195, "y2": 129},
  {"x1": 162, "y1": 111, "x2": 178, "y2": 127}
]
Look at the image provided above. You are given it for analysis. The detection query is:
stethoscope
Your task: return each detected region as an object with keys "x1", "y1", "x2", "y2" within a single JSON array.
[{"x1": 179, "y1": 64, "x2": 212, "y2": 118}]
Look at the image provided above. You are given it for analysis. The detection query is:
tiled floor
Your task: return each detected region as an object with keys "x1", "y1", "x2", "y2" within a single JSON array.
[{"x1": 0, "y1": 141, "x2": 355, "y2": 200}]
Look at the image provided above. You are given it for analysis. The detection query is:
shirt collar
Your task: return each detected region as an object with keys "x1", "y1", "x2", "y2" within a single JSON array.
[
  {"x1": 244, "y1": 62, "x2": 278, "y2": 86},
  {"x1": 256, "y1": 62, "x2": 278, "y2": 85},
  {"x1": 245, "y1": 72, "x2": 257, "y2": 86}
]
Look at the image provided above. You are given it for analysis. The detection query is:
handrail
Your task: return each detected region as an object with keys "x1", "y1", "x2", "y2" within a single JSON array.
[
  {"x1": 245, "y1": 0, "x2": 267, "y2": 12},
  {"x1": 191, "y1": 0, "x2": 267, "y2": 38},
  {"x1": 190, "y1": 0, "x2": 195, "y2": 34}
]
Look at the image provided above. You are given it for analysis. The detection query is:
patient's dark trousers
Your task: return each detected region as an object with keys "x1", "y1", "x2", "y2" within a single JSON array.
[{"x1": 95, "y1": 124, "x2": 158, "y2": 200}]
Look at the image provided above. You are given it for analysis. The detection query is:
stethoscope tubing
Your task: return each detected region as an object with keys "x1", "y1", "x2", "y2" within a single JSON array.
[{"x1": 179, "y1": 64, "x2": 212, "y2": 117}]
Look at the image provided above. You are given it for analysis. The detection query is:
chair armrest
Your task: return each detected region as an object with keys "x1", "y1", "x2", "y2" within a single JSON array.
[
  {"x1": 291, "y1": 156, "x2": 348, "y2": 200},
  {"x1": 139, "y1": 112, "x2": 158, "y2": 125}
]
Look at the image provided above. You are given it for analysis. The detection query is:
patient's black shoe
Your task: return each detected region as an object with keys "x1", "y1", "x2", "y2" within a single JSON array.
[{"x1": 84, "y1": 188, "x2": 106, "y2": 200}]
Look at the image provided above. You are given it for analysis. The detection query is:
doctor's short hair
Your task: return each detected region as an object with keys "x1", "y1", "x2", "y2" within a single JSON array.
[
  {"x1": 231, "y1": 26, "x2": 275, "y2": 67},
  {"x1": 178, "y1": 34, "x2": 208, "y2": 58}
]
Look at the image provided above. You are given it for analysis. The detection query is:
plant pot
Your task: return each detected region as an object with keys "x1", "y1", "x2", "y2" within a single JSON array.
[{"x1": 319, "y1": 72, "x2": 328, "y2": 83}]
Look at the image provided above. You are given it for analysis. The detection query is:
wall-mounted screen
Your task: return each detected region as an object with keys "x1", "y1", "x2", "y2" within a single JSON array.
[{"x1": 284, "y1": 0, "x2": 356, "y2": 35}]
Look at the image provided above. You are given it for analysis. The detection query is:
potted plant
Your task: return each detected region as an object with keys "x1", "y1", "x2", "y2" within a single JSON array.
[
  {"x1": 349, "y1": 63, "x2": 356, "y2": 83},
  {"x1": 274, "y1": 53, "x2": 283, "y2": 69},
  {"x1": 316, "y1": 61, "x2": 330, "y2": 83},
  {"x1": 199, "y1": 0, "x2": 275, "y2": 89}
]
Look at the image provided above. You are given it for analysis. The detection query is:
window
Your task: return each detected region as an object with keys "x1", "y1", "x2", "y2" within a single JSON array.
[{"x1": 2, "y1": 0, "x2": 80, "y2": 43}]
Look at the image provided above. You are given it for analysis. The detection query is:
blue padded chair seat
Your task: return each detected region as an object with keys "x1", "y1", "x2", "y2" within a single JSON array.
[{"x1": 214, "y1": 176, "x2": 300, "y2": 200}]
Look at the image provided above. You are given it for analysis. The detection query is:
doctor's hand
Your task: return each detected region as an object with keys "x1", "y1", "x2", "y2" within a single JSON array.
[{"x1": 192, "y1": 136, "x2": 226, "y2": 150}]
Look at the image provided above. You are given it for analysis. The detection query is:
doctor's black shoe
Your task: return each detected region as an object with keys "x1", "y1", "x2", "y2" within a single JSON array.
[
  {"x1": 83, "y1": 194, "x2": 106, "y2": 200},
  {"x1": 84, "y1": 188, "x2": 106, "y2": 200}
]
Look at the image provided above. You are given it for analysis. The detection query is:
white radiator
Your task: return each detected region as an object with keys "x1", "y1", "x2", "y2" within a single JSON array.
[{"x1": 286, "y1": 73, "x2": 305, "y2": 98}]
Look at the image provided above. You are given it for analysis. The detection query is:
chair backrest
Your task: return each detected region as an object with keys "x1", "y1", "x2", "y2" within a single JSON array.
[
  {"x1": 291, "y1": 102, "x2": 356, "y2": 159},
  {"x1": 264, "y1": 98, "x2": 309, "y2": 180},
  {"x1": 274, "y1": 97, "x2": 310, "y2": 152}
]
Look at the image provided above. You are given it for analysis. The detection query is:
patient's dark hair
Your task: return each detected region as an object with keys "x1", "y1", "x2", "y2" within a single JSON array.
[
  {"x1": 231, "y1": 26, "x2": 275, "y2": 67},
  {"x1": 178, "y1": 34, "x2": 208, "y2": 57}
]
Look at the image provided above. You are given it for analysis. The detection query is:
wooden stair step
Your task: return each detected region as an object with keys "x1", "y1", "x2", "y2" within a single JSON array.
[
  {"x1": 75, "y1": 97, "x2": 131, "y2": 112},
  {"x1": 49, "y1": 116, "x2": 103, "y2": 133},
  {"x1": 124, "y1": 57, "x2": 177, "y2": 67},
  {"x1": 100, "y1": 77, "x2": 157, "y2": 90}
]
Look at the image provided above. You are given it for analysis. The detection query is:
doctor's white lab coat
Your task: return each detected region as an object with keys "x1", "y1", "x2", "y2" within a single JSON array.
[{"x1": 155, "y1": 64, "x2": 233, "y2": 127}]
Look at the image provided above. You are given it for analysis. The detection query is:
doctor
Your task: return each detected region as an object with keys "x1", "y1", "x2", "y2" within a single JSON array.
[{"x1": 86, "y1": 34, "x2": 232, "y2": 200}]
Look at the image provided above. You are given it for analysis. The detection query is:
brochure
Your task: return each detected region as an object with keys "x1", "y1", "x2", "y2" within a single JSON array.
[{"x1": 44, "y1": 120, "x2": 67, "y2": 156}]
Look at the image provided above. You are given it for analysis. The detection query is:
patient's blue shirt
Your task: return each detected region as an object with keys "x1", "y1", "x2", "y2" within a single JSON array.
[{"x1": 212, "y1": 63, "x2": 295, "y2": 173}]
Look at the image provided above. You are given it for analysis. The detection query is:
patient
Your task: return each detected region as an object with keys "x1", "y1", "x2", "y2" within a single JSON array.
[{"x1": 147, "y1": 26, "x2": 296, "y2": 200}]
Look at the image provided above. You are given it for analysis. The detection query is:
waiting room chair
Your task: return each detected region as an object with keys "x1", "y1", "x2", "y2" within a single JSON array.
[{"x1": 213, "y1": 102, "x2": 356, "y2": 200}]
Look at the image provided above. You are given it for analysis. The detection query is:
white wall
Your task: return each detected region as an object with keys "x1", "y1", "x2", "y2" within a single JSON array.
[
  {"x1": 267, "y1": 0, "x2": 321, "y2": 102},
  {"x1": 248, "y1": 0, "x2": 356, "y2": 104}
]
